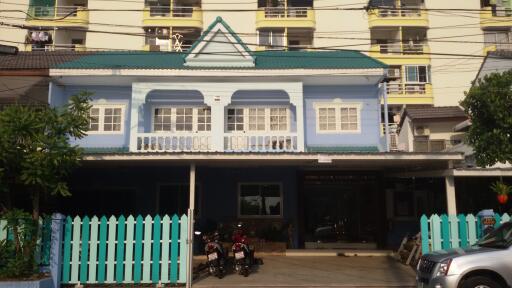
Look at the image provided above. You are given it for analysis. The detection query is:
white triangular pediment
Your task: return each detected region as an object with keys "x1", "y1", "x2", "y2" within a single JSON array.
[{"x1": 184, "y1": 19, "x2": 255, "y2": 67}]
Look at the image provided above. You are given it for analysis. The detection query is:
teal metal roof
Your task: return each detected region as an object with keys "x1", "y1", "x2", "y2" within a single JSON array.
[
  {"x1": 55, "y1": 17, "x2": 386, "y2": 70},
  {"x1": 306, "y1": 146, "x2": 380, "y2": 153},
  {"x1": 55, "y1": 50, "x2": 387, "y2": 70}
]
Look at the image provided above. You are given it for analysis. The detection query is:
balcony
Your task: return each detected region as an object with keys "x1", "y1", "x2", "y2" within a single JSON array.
[
  {"x1": 135, "y1": 132, "x2": 299, "y2": 152},
  {"x1": 368, "y1": 7, "x2": 428, "y2": 28},
  {"x1": 256, "y1": 7, "x2": 315, "y2": 29},
  {"x1": 480, "y1": 7, "x2": 512, "y2": 28},
  {"x1": 413, "y1": 139, "x2": 458, "y2": 153},
  {"x1": 142, "y1": 6, "x2": 202, "y2": 27},
  {"x1": 25, "y1": 44, "x2": 86, "y2": 52},
  {"x1": 483, "y1": 43, "x2": 512, "y2": 54},
  {"x1": 26, "y1": 6, "x2": 89, "y2": 27},
  {"x1": 369, "y1": 43, "x2": 430, "y2": 65},
  {"x1": 224, "y1": 133, "x2": 298, "y2": 152},
  {"x1": 386, "y1": 83, "x2": 433, "y2": 105}
]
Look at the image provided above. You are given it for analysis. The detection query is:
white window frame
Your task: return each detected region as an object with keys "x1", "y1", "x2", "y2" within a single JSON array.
[
  {"x1": 225, "y1": 106, "x2": 291, "y2": 134},
  {"x1": 314, "y1": 102, "x2": 362, "y2": 134},
  {"x1": 237, "y1": 182, "x2": 283, "y2": 218},
  {"x1": 151, "y1": 105, "x2": 211, "y2": 133},
  {"x1": 87, "y1": 104, "x2": 125, "y2": 135}
]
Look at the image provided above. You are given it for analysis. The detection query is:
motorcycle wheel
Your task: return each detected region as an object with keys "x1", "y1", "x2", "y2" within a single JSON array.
[{"x1": 243, "y1": 268, "x2": 249, "y2": 277}]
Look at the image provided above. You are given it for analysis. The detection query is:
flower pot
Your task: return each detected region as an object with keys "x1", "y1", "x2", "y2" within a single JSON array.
[{"x1": 497, "y1": 194, "x2": 509, "y2": 204}]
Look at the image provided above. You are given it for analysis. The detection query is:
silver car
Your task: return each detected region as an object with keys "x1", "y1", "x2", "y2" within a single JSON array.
[{"x1": 416, "y1": 222, "x2": 512, "y2": 288}]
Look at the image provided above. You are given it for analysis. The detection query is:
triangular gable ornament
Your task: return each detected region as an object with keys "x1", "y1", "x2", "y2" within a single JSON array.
[{"x1": 184, "y1": 17, "x2": 255, "y2": 68}]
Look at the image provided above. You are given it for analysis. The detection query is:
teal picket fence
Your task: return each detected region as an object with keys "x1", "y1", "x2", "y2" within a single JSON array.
[
  {"x1": 420, "y1": 213, "x2": 511, "y2": 254},
  {"x1": 0, "y1": 217, "x2": 52, "y2": 266},
  {"x1": 60, "y1": 214, "x2": 189, "y2": 285}
]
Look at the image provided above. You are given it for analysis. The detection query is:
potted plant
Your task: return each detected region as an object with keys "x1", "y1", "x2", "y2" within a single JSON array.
[{"x1": 491, "y1": 180, "x2": 511, "y2": 205}]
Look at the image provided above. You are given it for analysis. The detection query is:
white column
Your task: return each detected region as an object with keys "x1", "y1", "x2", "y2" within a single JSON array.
[
  {"x1": 289, "y1": 85, "x2": 305, "y2": 152},
  {"x1": 445, "y1": 175, "x2": 457, "y2": 215},
  {"x1": 382, "y1": 82, "x2": 390, "y2": 152},
  {"x1": 186, "y1": 163, "x2": 196, "y2": 288},
  {"x1": 204, "y1": 92, "x2": 232, "y2": 152},
  {"x1": 129, "y1": 86, "x2": 147, "y2": 152}
]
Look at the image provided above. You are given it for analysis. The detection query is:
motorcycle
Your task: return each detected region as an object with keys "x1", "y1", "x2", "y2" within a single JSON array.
[
  {"x1": 231, "y1": 224, "x2": 254, "y2": 277},
  {"x1": 201, "y1": 231, "x2": 227, "y2": 278}
]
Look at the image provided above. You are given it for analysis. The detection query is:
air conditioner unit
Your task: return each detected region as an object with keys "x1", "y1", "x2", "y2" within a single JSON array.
[
  {"x1": 414, "y1": 126, "x2": 430, "y2": 136},
  {"x1": 387, "y1": 68, "x2": 401, "y2": 78}
]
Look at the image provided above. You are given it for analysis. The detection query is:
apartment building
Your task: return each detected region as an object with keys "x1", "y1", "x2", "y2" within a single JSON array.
[{"x1": 0, "y1": 0, "x2": 510, "y2": 108}]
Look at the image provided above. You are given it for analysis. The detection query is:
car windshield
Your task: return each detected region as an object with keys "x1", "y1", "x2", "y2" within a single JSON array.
[{"x1": 476, "y1": 222, "x2": 512, "y2": 248}]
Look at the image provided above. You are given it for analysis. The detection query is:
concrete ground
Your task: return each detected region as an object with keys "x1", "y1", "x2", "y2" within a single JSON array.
[{"x1": 193, "y1": 255, "x2": 417, "y2": 288}]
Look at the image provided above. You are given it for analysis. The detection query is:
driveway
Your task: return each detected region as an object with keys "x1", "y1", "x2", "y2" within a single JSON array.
[{"x1": 193, "y1": 255, "x2": 417, "y2": 287}]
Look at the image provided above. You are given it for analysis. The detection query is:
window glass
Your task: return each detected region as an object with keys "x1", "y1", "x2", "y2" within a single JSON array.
[
  {"x1": 175, "y1": 107, "x2": 193, "y2": 131},
  {"x1": 259, "y1": 30, "x2": 271, "y2": 46},
  {"x1": 197, "y1": 107, "x2": 211, "y2": 131},
  {"x1": 89, "y1": 108, "x2": 100, "y2": 131},
  {"x1": 239, "y1": 184, "x2": 281, "y2": 217},
  {"x1": 88, "y1": 106, "x2": 123, "y2": 133},
  {"x1": 227, "y1": 108, "x2": 245, "y2": 131},
  {"x1": 154, "y1": 108, "x2": 173, "y2": 132},
  {"x1": 418, "y1": 66, "x2": 428, "y2": 83},
  {"x1": 248, "y1": 108, "x2": 266, "y2": 131},
  {"x1": 270, "y1": 108, "x2": 287, "y2": 131},
  {"x1": 405, "y1": 66, "x2": 418, "y2": 82},
  {"x1": 340, "y1": 107, "x2": 358, "y2": 131},
  {"x1": 318, "y1": 107, "x2": 336, "y2": 131}
]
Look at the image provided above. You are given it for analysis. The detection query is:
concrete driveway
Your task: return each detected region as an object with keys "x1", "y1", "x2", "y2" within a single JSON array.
[{"x1": 193, "y1": 255, "x2": 417, "y2": 288}]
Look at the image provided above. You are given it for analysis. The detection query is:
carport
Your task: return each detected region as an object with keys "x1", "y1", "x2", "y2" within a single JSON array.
[{"x1": 194, "y1": 255, "x2": 416, "y2": 287}]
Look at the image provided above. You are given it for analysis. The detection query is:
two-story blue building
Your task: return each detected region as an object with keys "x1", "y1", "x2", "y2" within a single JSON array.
[{"x1": 44, "y1": 18, "x2": 462, "y2": 249}]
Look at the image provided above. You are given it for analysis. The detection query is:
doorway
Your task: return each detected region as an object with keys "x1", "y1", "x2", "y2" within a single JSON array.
[{"x1": 299, "y1": 172, "x2": 384, "y2": 249}]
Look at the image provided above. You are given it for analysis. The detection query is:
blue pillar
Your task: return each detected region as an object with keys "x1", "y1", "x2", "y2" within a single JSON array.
[{"x1": 50, "y1": 213, "x2": 65, "y2": 288}]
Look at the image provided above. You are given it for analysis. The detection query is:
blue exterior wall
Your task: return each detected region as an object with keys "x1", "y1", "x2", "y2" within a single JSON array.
[
  {"x1": 49, "y1": 83, "x2": 381, "y2": 151},
  {"x1": 303, "y1": 85, "x2": 381, "y2": 150},
  {"x1": 51, "y1": 85, "x2": 132, "y2": 149}
]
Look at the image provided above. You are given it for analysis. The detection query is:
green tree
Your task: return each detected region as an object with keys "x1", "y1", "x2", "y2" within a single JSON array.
[
  {"x1": 0, "y1": 91, "x2": 91, "y2": 219},
  {"x1": 461, "y1": 70, "x2": 512, "y2": 167}
]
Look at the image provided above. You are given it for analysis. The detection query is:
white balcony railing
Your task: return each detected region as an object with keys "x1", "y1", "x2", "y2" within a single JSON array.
[
  {"x1": 387, "y1": 83, "x2": 428, "y2": 94},
  {"x1": 136, "y1": 133, "x2": 212, "y2": 152},
  {"x1": 264, "y1": 7, "x2": 309, "y2": 18},
  {"x1": 378, "y1": 7, "x2": 422, "y2": 17},
  {"x1": 224, "y1": 133, "x2": 298, "y2": 152},
  {"x1": 376, "y1": 43, "x2": 426, "y2": 54},
  {"x1": 147, "y1": 6, "x2": 196, "y2": 17},
  {"x1": 30, "y1": 44, "x2": 85, "y2": 51}
]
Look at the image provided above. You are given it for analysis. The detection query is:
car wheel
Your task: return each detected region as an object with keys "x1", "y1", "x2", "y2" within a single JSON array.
[{"x1": 462, "y1": 276, "x2": 503, "y2": 288}]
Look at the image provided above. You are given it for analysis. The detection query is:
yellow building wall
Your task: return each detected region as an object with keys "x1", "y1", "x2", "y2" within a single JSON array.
[{"x1": 0, "y1": 0, "x2": 30, "y2": 50}]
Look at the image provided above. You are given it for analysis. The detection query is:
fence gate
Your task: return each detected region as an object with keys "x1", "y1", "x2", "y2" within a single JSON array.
[
  {"x1": 60, "y1": 214, "x2": 189, "y2": 285},
  {"x1": 421, "y1": 213, "x2": 511, "y2": 254}
]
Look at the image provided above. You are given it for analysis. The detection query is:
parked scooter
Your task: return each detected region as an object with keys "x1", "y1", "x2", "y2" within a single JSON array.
[
  {"x1": 201, "y1": 231, "x2": 227, "y2": 278},
  {"x1": 231, "y1": 223, "x2": 254, "y2": 277}
]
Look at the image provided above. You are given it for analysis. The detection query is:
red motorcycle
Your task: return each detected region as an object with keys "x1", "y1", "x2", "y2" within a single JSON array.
[
  {"x1": 231, "y1": 224, "x2": 255, "y2": 277},
  {"x1": 202, "y1": 232, "x2": 226, "y2": 279}
]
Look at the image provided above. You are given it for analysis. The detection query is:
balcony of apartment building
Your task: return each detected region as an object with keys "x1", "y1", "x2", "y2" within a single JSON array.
[
  {"x1": 483, "y1": 29, "x2": 512, "y2": 54},
  {"x1": 369, "y1": 27, "x2": 429, "y2": 65},
  {"x1": 256, "y1": 0, "x2": 315, "y2": 29},
  {"x1": 26, "y1": 0, "x2": 89, "y2": 27},
  {"x1": 143, "y1": 0, "x2": 202, "y2": 28},
  {"x1": 412, "y1": 138, "x2": 461, "y2": 152},
  {"x1": 367, "y1": 0, "x2": 428, "y2": 28},
  {"x1": 256, "y1": 28, "x2": 313, "y2": 51},
  {"x1": 24, "y1": 29, "x2": 86, "y2": 51},
  {"x1": 480, "y1": 0, "x2": 512, "y2": 28},
  {"x1": 385, "y1": 65, "x2": 433, "y2": 105},
  {"x1": 143, "y1": 27, "x2": 201, "y2": 51}
]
